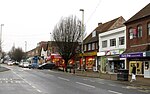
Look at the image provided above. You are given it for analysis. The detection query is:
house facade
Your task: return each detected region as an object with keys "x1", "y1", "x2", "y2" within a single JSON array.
[
  {"x1": 97, "y1": 16, "x2": 126, "y2": 73},
  {"x1": 120, "y1": 3, "x2": 150, "y2": 78}
]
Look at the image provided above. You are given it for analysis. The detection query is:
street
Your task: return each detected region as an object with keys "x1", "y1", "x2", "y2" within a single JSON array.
[{"x1": 0, "y1": 64, "x2": 149, "y2": 94}]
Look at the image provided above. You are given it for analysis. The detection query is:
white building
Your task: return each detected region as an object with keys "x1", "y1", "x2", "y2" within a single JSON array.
[{"x1": 97, "y1": 17, "x2": 126, "y2": 73}]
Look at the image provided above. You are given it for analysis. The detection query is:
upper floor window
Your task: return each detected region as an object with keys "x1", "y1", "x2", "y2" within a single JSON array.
[
  {"x1": 84, "y1": 45, "x2": 87, "y2": 51},
  {"x1": 137, "y1": 25, "x2": 142, "y2": 37},
  {"x1": 119, "y1": 37, "x2": 125, "y2": 45},
  {"x1": 129, "y1": 28, "x2": 137, "y2": 39},
  {"x1": 148, "y1": 23, "x2": 150, "y2": 35},
  {"x1": 95, "y1": 42, "x2": 98, "y2": 49},
  {"x1": 92, "y1": 31, "x2": 96, "y2": 37},
  {"x1": 102, "y1": 40, "x2": 107, "y2": 48},
  {"x1": 110, "y1": 38, "x2": 116, "y2": 47},
  {"x1": 92, "y1": 43, "x2": 95, "y2": 50},
  {"x1": 88, "y1": 44, "x2": 91, "y2": 51},
  {"x1": 129, "y1": 28, "x2": 134, "y2": 39}
]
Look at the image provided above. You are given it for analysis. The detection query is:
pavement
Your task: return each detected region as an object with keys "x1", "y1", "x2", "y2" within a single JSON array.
[{"x1": 56, "y1": 68, "x2": 150, "y2": 87}]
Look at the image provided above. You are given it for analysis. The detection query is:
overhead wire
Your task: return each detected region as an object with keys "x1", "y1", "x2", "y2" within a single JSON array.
[{"x1": 85, "y1": 0, "x2": 102, "y2": 24}]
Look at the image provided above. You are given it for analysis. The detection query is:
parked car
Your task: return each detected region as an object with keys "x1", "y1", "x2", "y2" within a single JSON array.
[
  {"x1": 7, "y1": 61, "x2": 14, "y2": 66},
  {"x1": 19, "y1": 62, "x2": 24, "y2": 67},
  {"x1": 38, "y1": 62, "x2": 56, "y2": 70},
  {"x1": 22, "y1": 62, "x2": 30, "y2": 68}
]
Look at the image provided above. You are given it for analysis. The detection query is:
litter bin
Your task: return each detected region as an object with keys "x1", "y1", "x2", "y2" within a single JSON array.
[{"x1": 117, "y1": 69, "x2": 129, "y2": 81}]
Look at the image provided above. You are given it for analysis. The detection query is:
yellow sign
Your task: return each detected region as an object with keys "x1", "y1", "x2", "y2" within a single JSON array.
[{"x1": 79, "y1": 51, "x2": 97, "y2": 57}]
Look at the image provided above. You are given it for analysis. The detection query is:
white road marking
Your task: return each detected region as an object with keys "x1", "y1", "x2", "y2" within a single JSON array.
[
  {"x1": 90, "y1": 80, "x2": 95, "y2": 82},
  {"x1": 58, "y1": 77, "x2": 70, "y2": 81},
  {"x1": 98, "y1": 82, "x2": 105, "y2": 84},
  {"x1": 108, "y1": 90, "x2": 122, "y2": 94},
  {"x1": 12, "y1": 71, "x2": 42, "y2": 93},
  {"x1": 108, "y1": 84, "x2": 116, "y2": 87},
  {"x1": 76, "y1": 82, "x2": 95, "y2": 88},
  {"x1": 83, "y1": 79, "x2": 88, "y2": 80}
]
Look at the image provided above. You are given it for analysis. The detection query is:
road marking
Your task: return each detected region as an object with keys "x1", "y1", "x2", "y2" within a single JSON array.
[
  {"x1": 58, "y1": 77, "x2": 70, "y2": 81},
  {"x1": 90, "y1": 80, "x2": 95, "y2": 82},
  {"x1": 36, "y1": 89, "x2": 42, "y2": 93},
  {"x1": 108, "y1": 90, "x2": 122, "y2": 94},
  {"x1": 98, "y1": 82, "x2": 104, "y2": 84},
  {"x1": 108, "y1": 84, "x2": 116, "y2": 87},
  {"x1": 12, "y1": 71, "x2": 42, "y2": 93},
  {"x1": 76, "y1": 82, "x2": 95, "y2": 88}
]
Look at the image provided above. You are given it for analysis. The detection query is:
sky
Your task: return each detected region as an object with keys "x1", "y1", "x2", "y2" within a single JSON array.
[{"x1": 0, "y1": 0, "x2": 149, "y2": 52}]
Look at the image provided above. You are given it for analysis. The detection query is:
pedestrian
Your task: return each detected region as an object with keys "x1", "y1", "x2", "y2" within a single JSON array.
[{"x1": 130, "y1": 64, "x2": 136, "y2": 82}]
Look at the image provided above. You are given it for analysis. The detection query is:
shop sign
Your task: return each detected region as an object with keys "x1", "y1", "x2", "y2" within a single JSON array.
[
  {"x1": 120, "y1": 52, "x2": 143, "y2": 58},
  {"x1": 98, "y1": 49, "x2": 125, "y2": 56}
]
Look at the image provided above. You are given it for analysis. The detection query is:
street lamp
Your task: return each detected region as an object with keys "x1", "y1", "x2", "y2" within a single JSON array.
[
  {"x1": 80, "y1": 9, "x2": 84, "y2": 71},
  {"x1": 0, "y1": 24, "x2": 4, "y2": 60}
]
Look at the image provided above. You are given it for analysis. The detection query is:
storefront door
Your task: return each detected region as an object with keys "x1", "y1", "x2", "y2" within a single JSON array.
[{"x1": 144, "y1": 61, "x2": 150, "y2": 78}]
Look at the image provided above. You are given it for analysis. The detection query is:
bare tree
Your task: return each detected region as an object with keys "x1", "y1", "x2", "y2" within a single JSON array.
[{"x1": 52, "y1": 15, "x2": 84, "y2": 72}]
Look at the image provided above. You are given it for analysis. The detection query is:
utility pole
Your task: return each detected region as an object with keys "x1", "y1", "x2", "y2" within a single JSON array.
[{"x1": 80, "y1": 9, "x2": 84, "y2": 71}]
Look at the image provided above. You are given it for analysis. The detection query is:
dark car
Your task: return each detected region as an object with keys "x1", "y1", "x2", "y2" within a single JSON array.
[{"x1": 38, "y1": 63, "x2": 56, "y2": 70}]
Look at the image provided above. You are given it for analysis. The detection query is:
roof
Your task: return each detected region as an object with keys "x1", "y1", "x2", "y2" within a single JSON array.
[
  {"x1": 84, "y1": 16, "x2": 125, "y2": 44},
  {"x1": 125, "y1": 3, "x2": 150, "y2": 24},
  {"x1": 123, "y1": 45, "x2": 150, "y2": 54},
  {"x1": 95, "y1": 16, "x2": 125, "y2": 33}
]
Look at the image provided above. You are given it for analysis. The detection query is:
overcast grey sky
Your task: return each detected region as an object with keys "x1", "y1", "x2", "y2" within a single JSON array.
[{"x1": 0, "y1": 0, "x2": 149, "y2": 52}]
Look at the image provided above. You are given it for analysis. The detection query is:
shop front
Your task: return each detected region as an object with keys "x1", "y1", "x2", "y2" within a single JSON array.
[
  {"x1": 97, "y1": 49, "x2": 126, "y2": 73},
  {"x1": 120, "y1": 51, "x2": 150, "y2": 78},
  {"x1": 79, "y1": 51, "x2": 97, "y2": 71}
]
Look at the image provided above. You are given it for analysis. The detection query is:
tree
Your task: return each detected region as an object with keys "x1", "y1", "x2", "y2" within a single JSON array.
[
  {"x1": 8, "y1": 47, "x2": 25, "y2": 62},
  {"x1": 52, "y1": 15, "x2": 85, "y2": 72}
]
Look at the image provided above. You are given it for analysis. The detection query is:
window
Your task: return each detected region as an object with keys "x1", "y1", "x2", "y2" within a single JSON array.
[
  {"x1": 119, "y1": 37, "x2": 125, "y2": 45},
  {"x1": 92, "y1": 43, "x2": 95, "y2": 50},
  {"x1": 92, "y1": 31, "x2": 96, "y2": 37},
  {"x1": 148, "y1": 23, "x2": 150, "y2": 35},
  {"x1": 88, "y1": 44, "x2": 91, "y2": 51},
  {"x1": 95, "y1": 42, "x2": 98, "y2": 49},
  {"x1": 137, "y1": 25, "x2": 142, "y2": 37},
  {"x1": 102, "y1": 40, "x2": 107, "y2": 48},
  {"x1": 110, "y1": 38, "x2": 116, "y2": 46},
  {"x1": 84, "y1": 45, "x2": 87, "y2": 51},
  {"x1": 129, "y1": 28, "x2": 133, "y2": 39}
]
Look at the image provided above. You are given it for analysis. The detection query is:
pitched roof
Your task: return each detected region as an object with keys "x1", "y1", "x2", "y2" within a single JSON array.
[
  {"x1": 84, "y1": 16, "x2": 125, "y2": 44},
  {"x1": 125, "y1": 3, "x2": 150, "y2": 24},
  {"x1": 95, "y1": 16, "x2": 125, "y2": 33}
]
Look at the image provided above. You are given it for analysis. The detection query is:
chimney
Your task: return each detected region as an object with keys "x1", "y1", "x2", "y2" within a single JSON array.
[{"x1": 98, "y1": 22, "x2": 102, "y2": 26}]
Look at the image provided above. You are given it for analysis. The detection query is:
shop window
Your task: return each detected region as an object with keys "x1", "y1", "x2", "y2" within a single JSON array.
[
  {"x1": 148, "y1": 23, "x2": 150, "y2": 35},
  {"x1": 102, "y1": 40, "x2": 107, "y2": 48},
  {"x1": 110, "y1": 38, "x2": 116, "y2": 47},
  {"x1": 119, "y1": 37, "x2": 124, "y2": 45},
  {"x1": 137, "y1": 25, "x2": 142, "y2": 37}
]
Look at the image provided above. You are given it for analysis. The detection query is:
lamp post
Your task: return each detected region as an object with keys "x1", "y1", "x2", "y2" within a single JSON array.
[
  {"x1": 0, "y1": 24, "x2": 4, "y2": 60},
  {"x1": 80, "y1": 9, "x2": 84, "y2": 71}
]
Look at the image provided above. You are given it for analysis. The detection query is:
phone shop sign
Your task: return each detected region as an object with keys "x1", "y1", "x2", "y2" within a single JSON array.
[{"x1": 120, "y1": 52, "x2": 144, "y2": 58}]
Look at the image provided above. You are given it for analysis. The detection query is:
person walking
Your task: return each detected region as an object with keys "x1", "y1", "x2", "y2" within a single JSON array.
[{"x1": 130, "y1": 64, "x2": 136, "y2": 82}]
